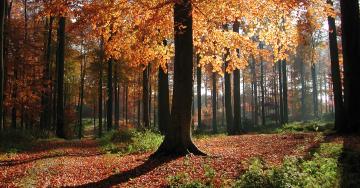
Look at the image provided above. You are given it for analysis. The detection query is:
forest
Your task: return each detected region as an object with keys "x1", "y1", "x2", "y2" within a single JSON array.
[{"x1": 0, "y1": 0, "x2": 359, "y2": 187}]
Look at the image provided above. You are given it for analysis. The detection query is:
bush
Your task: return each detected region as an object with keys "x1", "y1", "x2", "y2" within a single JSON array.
[
  {"x1": 0, "y1": 130, "x2": 35, "y2": 152},
  {"x1": 235, "y1": 143, "x2": 342, "y2": 188},
  {"x1": 99, "y1": 128, "x2": 163, "y2": 155},
  {"x1": 279, "y1": 120, "x2": 334, "y2": 133}
]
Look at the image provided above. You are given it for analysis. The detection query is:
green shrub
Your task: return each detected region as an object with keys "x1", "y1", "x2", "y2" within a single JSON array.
[
  {"x1": 235, "y1": 143, "x2": 342, "y2": 188},
  {"x1": 279, "y1": 120, "x2": 334, "y2": 133},
  {"x1": 99, "y1": 129, "x2": 163, "y2": 155}
]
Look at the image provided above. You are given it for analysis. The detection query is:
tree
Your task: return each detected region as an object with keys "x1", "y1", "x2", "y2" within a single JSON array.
[
  {"x1": 233, "y1": 20, "x2": 242, "y2": 133},
  {"x1": 326, "y1": 0, "x2": 344, "y2": 131},
  {"x1": 158, "y1": 40, "x2": 170, "y2": 135},
  {"x1": 196, "y1": 54, "x2": 202, "y2": 131},
  {"x1": 56, "y1": 16, "x2": 66, "y2": 138},
  {"x1": 212, "y1": 72, "x2": 217, "y2": 133},
  {"x1": 0, "y1": 0, "x2": 5, "y2": 130},
  {"x1": 143, "y1": 65, "x2": 150, "y2": 128},
  {"x1": 98, "y1": 38, "x2": 104, "y2": 137},
  {"x1": 107, "y1": 59, "x2": 113, "y2": 131},
  {"x1": 339, "y1": 0, "x2": 360, "y2": 132},
  {"x1": 152, "y1": 0, "x2": 205, "y2": 156}
]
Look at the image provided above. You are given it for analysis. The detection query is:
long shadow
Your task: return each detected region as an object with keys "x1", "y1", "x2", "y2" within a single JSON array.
[
  {"x1": 339, "y1": 135, "x2": 360, "y2": 188},
  {"x1": 65, "y1": 156, "x2": 178, "y2": 188},
  {"x1": 0, "y1": 152, "x2": 104, "y2": 167}
]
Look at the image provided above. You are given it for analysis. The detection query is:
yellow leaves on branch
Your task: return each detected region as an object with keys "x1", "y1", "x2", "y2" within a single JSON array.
[{"x1": 44, "y1": 0, "x2": 332, "y2": 73}]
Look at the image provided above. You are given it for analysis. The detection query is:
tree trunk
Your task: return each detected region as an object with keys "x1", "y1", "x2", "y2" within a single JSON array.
[
  {"x1": 114, "y1": 64, "x2": 120, "y2": 128},
  {"x1": 327, "y1": 0, "x2": 344, "y2": 130},
  {"x1": 224, "y1": 53, "x2": 234, "y2": 134},
  {"x1": 233, "y1": 20, "x2": 241, "y2": 133},
  {"x1": 152, "y1": 0, "x2": 205, "y2": 157},
  {"x1": 78, "y1": 45, "x2": 86, "y2": 139},
  {"x1": 282, "y1": 60, "x2": 288, "y2": 123},
  {"x1": 40, "y1": 16, "x2": 54, "y2": 130},
  {"x1": 212, "y1": 72, "x2": 217, "y2": 133},
  {"x1": 196, "y1": 54, "x2": 202, "y2": 131},
  {"x1": 251, "y1": 57, "x2": 258, "y2": 126},
  {"x1": 311, "y1": 63, "x2": 318, "y2": 118},
  {"x1": 158, "y1": 64, "x2": 170, "y2": 135},
  {"x1": 106, "y1": 59, "x2": 113, "y2": 131},
  {"x1": 0, "y1": 0, "x2": 5, "y2": 130},
  {"x1": 98, "y1": 38, "x2": 104, "y2": 137},
  {"x1": 299, "y1": 54, "x2": 307, "y2": 120},
  {"x1": 278, "y1": 61, "x2": 284, "y2": 125},
  {"x1": 56, "y1": 17, "x2": 66, "y2": 138},
  {"x1": 340, "y1": 0, "x2": 360, "y2": 132},
  {"x1": 143, "y1": 65, "x2": 150, "y2": 128},
  {"x1": 260, "y1": 46, "x2": 266, "y2": 126}
]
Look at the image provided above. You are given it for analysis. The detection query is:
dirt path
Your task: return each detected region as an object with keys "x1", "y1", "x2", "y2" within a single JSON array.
[{"x1": 0, "y1": 133, "x2": 320, "y2": 188}]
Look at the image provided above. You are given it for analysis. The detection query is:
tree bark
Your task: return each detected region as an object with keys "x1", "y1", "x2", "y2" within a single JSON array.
[
  {"x1": 106, "y1": 59, "x2": 113, "y2": 131},
  {"x1": 40, "y1": 16, "x2": 54, "y2": 130},
  {"x1": 152, "y1": 0, "x2": 205, "y2": 157},
  {"x1": 78, "y1": 44, "x2": 86, "y2": 139},
  {"x1": 278, "y1": 61, "x2": 284, "y2": 125},
  {"x1": 0, "y1": 0, "x2": 5, "y2": 130},
  {"x1": 212, "y1": 72, "x2": 217, "y2": 133},
  {"x1": 98, "y1": 38, "x2": 104, "y2": 137},
  {"x1": 260, "y1": 45, "x2": 266, "y2": 126},
  {"x1": 196, "y1": 54, "x2": 202, "y2": 131},
  {"x1": 158, "y1": 63, "x2": 170, "y2": 135},
  {"x1": 224, "y1": 53, "x2": 234, "y2": 134},
  {"x1": 143, "y1": 65, "x2": 150, "y2": 128},
  {"x1": 56, "y1": 17, "x2": 66, "y2": 138},
  {"x1": 114, "y1": 64, "x2": 120, "y2": 128},
  {"x1": 233, "y1": 20, "x2": 241, "y2": 133},
  {"x1": 311, "y1": 63, "x2": 318, "y2": 118},
  {"x1": 282, "y1": 60, "x2": 288, "y2": 123}
]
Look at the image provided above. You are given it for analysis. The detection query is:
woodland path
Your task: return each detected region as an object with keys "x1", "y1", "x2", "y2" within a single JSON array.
[{"x1": 0, "y1": 133, "x2": 326, "y2": 187}]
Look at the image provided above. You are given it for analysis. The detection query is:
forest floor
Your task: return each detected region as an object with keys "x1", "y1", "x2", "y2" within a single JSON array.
[{"x1": 0, "y1": 132, "x2": 358, "y2": 187}]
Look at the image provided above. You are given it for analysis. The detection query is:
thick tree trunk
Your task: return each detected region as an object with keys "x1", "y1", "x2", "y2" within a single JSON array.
[
  {"x1": 152, "y1": 0, "x2": 205, "y2": 157},
  {"x1": 106, "y1": 59, "x2": 113, "y2": 131},
  {"x1": 224, "y1": 54, "x2": 234, "y2": 134},
  {"x1": 158, "y1": 64, "x2": 170, "y2": 135},
  {"x1": 341, "y1": 0, "x2": 360, "y2": 132},
  {"x1": 212, "y1": 72, "x2": 217, "y2": 133},
  {"x1": 142, "y1": 65, "x2": 150, "y2": 128},
  {"x1": 233, "y1": 20, "x2": 241, "y2": 133},
  {"x1": 56, "y1": 17, "x2": 66, "y2": 138},
  {"x1": 40, "y1": 16, "x2": 53, "y2": 130},
  {"x1": 0, "y1": 0, "x2": 5, "y2": 130}
]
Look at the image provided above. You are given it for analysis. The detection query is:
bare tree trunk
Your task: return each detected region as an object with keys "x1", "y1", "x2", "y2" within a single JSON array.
[
  {"x1": 212, "y1": 72, "x2": 217, "y2": 133},
  {"x1": 196, "y1": 54, "x2": 202, "y2": 131},
  {"x1": 106, "y1": 59, "x2": 113, "y2": 131},
  {"x1": 98, "y1": 38, "x2": 104, "y2": 137},
  {"x1": 142, "y1": 65, "x2": 150, "y2": 128},
  {"x1": 327, "y1": 0, "x2": 345, "y2": 130},
  {"x1": 152, "y1": 0, "x2": 205, "y2": 156},
  {"x1": 56, "y1": 17, "x2": 66, "y2": 138},
  {"x1": 0, "y1": 0, "x2": 5, "y2": 130},
  {"x1": 158, "y1": 62, "x2": 170, "y2": 135}
]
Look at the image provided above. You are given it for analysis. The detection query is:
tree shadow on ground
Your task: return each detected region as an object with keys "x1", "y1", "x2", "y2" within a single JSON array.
[
  {"x1": 66, "y1": 156, "x2": 178, "y2": 188},
  {"x1": 0, "y1": 152, "x2": 104, "y2": 167},
  {"x1": 339, "y1": 135, "x2": 360, "y2": 188}
]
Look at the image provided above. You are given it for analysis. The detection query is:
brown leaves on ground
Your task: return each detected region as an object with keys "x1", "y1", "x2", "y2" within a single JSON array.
[{"x1": 1, "y1": 133, "x2": 351, "y2": 188}]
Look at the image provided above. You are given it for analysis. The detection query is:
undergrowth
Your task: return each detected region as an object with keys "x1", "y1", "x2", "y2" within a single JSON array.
[{"x1": 99, "y1": 128, "x2": 163, "y2": 155}]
